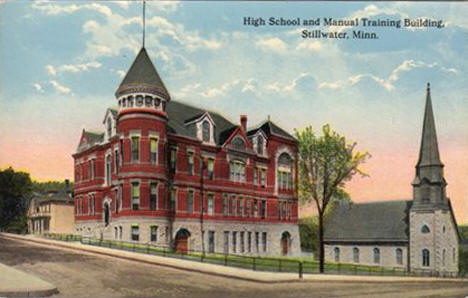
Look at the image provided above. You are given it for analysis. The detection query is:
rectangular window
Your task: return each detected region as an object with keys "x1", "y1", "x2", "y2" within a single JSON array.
[
  {"x1": 232, "y1": 231, "x2": 237, "y2": 253},
  {"x1": 230, "y1": 196, "x2": 236, "y2": 216},
  {"x1": 208, "y1": 231, "x2": 215, "y2": 253},
  {"x1": 223, "y1": 231, "x2": 229, "y2": 254},
  {"x1": 246, "y1": 199, "x2": 251, "y2": 217},
  {"x1": 261, "y1": 200, "x2": 266, "y2": 219},
  {"x1": 254, "y1": 167, "x2": 258, "y2": 185},
  {"x1": 131, "y1": 136, "x2": 140, "y2": 162},
  {"x1": 114, "y1": 149, "x2": 119, "y2": 173},
  {"x1": 90, "y1": 159, "x2": 95, "y2": 180},
  {"x1": 247, "y1": 232, "x2": 252, "y2": 253},
  {"x1": 89, "y1": 195, "x2": 95, "y2": 215},
  {"x1": 187, "y1": 151, "x2": 194, "y2": 175},
  {"x1": 222, "y1": 194, "x2": 228, "y2": 216},
  {"x1": 254, "y1": 199, "x2": 258, "y2": 217},
  {"x1": 150, "y1": 226, "x2": 158, "y2": 242},
  {"x1": 260, "y1": 168, "x2": 266, "y2": 187},
  {"x1": 131, "y1": 182, "x2": 140, "y2": 210},
  {"x1": 239, "y1": 197, "x2": 244, "y2": 217},
  {"x1": 170, "y1": 148, "x2": 177, "y2": 172},
  {"x1": 230, "y1": 161, "x2": 245, "y2": 182},
  {"x1": 255, "y1": 232, "x2": 259, "y2": 253},
  {"x1": 170, "y1": 188, "x2": 176, "y2": 211},
  {"x1": 150, "y1": 138, "x2": 158, "y2": 164},
  {"x1": 207, "y1": 194, "x2": 214, "y2": 215},
  {"x1": 131, "y1": 225, "x2": 139, "y2": 241},
  {"x1": 207, "y1": 158, "x2": 214, "y2": 179},
  {"x1": 187, "y1": 190, "x2": 194, "y2": 214},
  {"x1": 262, "y1": 232, "x2": 267, "y2": 252},
  {"x1": 114, "y1": 189, "x2": 119, "y2": 214},
  {"x1": 240, "y1": 231, "x2": 245, "y2": 253},
  {"x1": 150, "y1": 183, "x2": 157, "y2": 210}
]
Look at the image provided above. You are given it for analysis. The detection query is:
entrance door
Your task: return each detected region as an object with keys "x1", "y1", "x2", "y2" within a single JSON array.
[
  {"x1": 281, "y1": 232, "x2": 291, "y2": 256},
  {"x1": 175, "y1": 229, "x2": 190, "y2": 254}
]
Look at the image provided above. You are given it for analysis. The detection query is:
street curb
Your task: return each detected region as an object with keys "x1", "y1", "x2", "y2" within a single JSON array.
[
  {"x1": 1, "y1": 233, "x2": 467, "y2": 285},
  {"x1": 0, "y1": 288, "x2": 59, "y2": 297}
]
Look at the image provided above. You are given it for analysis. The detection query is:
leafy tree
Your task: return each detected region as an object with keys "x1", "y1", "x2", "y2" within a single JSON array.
[
  {"x1": 296, "y1": 124, "x2": 370, "y2": 273},
  {"x1": 0, "y1": 167, "x2": 33, "y2": 233}
]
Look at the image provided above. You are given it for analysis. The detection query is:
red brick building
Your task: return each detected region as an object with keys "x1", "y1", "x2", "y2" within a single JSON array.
[{"x1": 73, "y1": 47, "x2": 300, "y2": 256}]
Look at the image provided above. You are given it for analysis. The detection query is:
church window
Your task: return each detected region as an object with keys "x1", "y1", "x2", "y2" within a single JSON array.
[
  {"x1": 373, "y1": 248, "x2": 380, "y2": 264},
  {"x1": 421, "y1": 225, "x2": 430, "y2": 234},
  {"x1": 421, "y1": 186, "x2": 430, "y2": 203},
  {"x1": 396, "y1": 248, "x2": 403, "y2": 265},
  {"x1": 442, "y1": 226, "x2": 446, "y2": 233},
  {"x1": 202, "y1": 120, "x2": 210, "y2": 142},
  {"x1": 422, "y1": 249, "x2": 430, "y2": 267},
  {"x1": 442, "y1": 249, "x2": 446, "y2": 266},
  {"x1": 353, "y1": 247, "x2": 360, "y2": 263},
  {"x1": 334, "y1": 247, "x2": 340, "y2": 262}
]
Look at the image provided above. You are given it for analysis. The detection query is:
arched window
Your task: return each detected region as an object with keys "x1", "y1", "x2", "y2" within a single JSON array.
[
  {"x1": 107, "y1": 118, "x2": 112, "y2": 138},
  {"x1": 103, "y1": 202, "x2": 110, "y2": 227},
  {"x1": 373, "y1": 248, "x2": 380, "y2": 264},
  {"x1": 106, "y1": 154, "x2": 111, "y2": 186},
  {"x1": 278, "y1": 152, "x2": 293, "y2": 190},
  {"x1": 257, "y1": 135, "x2": 264, "y2": 155},
  {"x1": 231, "y1": 136, "x2": 246, "y2": 150},
  {"x1": 396, "y1": 248, "x2": 403, "y2": 265},
  {"x1": 353, "y1": 247, "x2": 360, "y2": 263},
  {"x1": 136, "y1": 95, "x2": 144, "y2": 107},
  {"x1": 421, "y1": 225, "x2": 430, "y2": 234},
  {"x1": 145, "y1": 95, "x2": 152, "y2": 107},
  {"x1": 334, "y1": 247, "x2": 340, "y2": 262},
  {"x1": 154, "y1": 97, "x2": 160, "y2": 108},
  {"x1": 422, "y1": 249, "x2": 430, "y2": 267},
  {"x1": 127, "y1": 95, "x2": 134, "y2": 107},
  {"x1": 202, "y1": 120, "x2": 210, "y2": 142}
]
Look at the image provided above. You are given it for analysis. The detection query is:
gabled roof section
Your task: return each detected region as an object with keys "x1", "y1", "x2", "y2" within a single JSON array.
[
  {"x1": 77, "y1": 129, "x2": 104, "y2": 153},
  {"x1": 247, "y1": 119, "x2": 296, "y2": 141},
  {"x1": 184, "y1": 111, "x2": 216, "y2": 126},
  {"x1": 115, "y1": 47, "x2": 170, "y2": 100},
  {"x1": 102, "y1": 108, "x2": 118, "y2": 124},
  {"x1": 417, "y1": 83, "x2": 443, "y2": 168},
  {"x1": 222, "y1": 126, "x2": 253, "y2": 151},
  {"x1": 324, "y1": 200, "x2": 412, "y2": 242},
  {"x1": 166, "y1": 101, "x2": 236, "y2": 145}
]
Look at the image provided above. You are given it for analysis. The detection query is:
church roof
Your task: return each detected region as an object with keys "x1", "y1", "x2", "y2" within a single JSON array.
[
  {"x1": 324, "y1": 200, "x2": 412, "y2": 242},
  {"x1": 115, "y1": 47, "x2": 170, "y2": 100},
  {"x1": 417, "y1": 83, "x2": 443, "y2": 168},
  {"x1": 166, "y1": 101, "x2": 237, "y2": 145}
]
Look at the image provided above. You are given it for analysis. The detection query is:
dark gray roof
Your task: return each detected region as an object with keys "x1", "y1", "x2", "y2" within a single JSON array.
[
  {"x1": 247, "y1": 120, "x2": 296, "y2": 141},
  {"x1": 166, "y1": 101, "x2": 237, "y2": 145},
  {"x1": 324, "y1": 200, "x2": 412, "y2": 242},
  {"x1": 417, "y1": 83, "x2": 442, "y2": 168},
  {"x1": 116, "y1": 47, "x2": 170, "y2": 100},
  {"x1": 83, "y1": 130, "x2": 104, "y2": 145}
]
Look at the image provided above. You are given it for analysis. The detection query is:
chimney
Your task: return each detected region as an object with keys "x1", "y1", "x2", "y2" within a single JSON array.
[{"x1": 240, "y1": 115, "x2": 247, "y2": 131}]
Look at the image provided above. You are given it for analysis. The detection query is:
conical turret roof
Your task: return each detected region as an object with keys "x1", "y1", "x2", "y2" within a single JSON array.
[
  {"x1": 115, "y1": 47, "x2": 170, "y2": 100},
  {"x1": 416, "y1": 83, "x2": 442, "y2": 168}
]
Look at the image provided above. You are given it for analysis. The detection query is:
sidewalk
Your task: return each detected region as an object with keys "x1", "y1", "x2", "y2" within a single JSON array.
[
  {"x1": 1, "y1": 233, "x2": 466, "y2": 284},
  {"x1": 0, "y1": 262, "x2": 58, "y2": 297}
]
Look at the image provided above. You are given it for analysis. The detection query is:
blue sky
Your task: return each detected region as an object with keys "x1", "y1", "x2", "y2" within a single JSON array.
[{"x1": 0, "y1": 1, "x2": 467, "y2": 222}]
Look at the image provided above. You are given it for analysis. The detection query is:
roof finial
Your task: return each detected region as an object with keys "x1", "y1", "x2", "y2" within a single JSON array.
[
  {"x1": 142, "y1": 0, "x2": 146, "y2": 48},
  {"x1": 427, "y1": 82, "x2": 430, "y2": 92}
]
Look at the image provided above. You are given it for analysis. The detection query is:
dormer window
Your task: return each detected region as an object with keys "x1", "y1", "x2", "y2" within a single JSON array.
[
  {"x1": 145, "y1": 96, "x2": 152, "y2": 107},
  {"x1": 202, "y1": 120, "x2": 210, "y2": 142},
  {"x1": 257, "y1": 135, "x2": 264, "y2": 155},
  {"x1": 231, "y1": 137, "x2": 246, "y2": 150},
  {"x1": 136, "y1": 95, "x2": 144, "y2": 107},
  {"x1": 107, "y1": 118, "x2": 112, "y2": 139}
]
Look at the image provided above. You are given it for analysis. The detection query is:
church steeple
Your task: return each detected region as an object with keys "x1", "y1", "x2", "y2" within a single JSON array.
[
  {"x1": 416, "y1": 83, "x2": 442, "y2": 168},
  {"x1": 412, "y1": 83, "x2": 447, "y2": 209}
]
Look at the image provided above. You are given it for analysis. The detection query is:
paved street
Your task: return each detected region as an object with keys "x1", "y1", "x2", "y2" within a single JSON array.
[{"x1": 0, "y1": 236, "x2": 467, "y2": 298}]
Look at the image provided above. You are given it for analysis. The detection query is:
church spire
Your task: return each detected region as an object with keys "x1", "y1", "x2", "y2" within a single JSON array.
[{"x1": 416, "y1": 83, "x2": 443, "y2": 168}]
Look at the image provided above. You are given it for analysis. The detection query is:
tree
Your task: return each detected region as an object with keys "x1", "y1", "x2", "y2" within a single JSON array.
[
  {"x1": 296, "y1": 124, "x2": 370, "y2": 273},
  {"x1": 0, "y1": 167, "x2": 33, "y2": 233}
]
